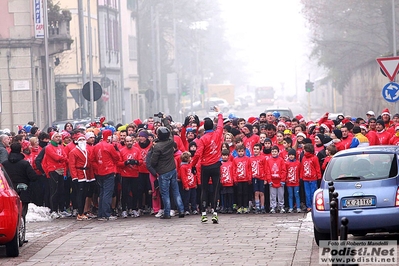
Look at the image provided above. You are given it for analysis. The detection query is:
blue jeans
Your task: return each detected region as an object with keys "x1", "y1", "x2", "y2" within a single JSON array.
[
  {"x1": 97, "y1": 174, "x2": 115, "y2": 218},
  {"x1": 287, "y1": 186, "x2": 300, "y2": 209},
  {"x1": 159, "y1": 169, "x2": 184, "y2": 216},
  {"x1": 304, "y1": 181, "x2": 317, "y2": 208}
]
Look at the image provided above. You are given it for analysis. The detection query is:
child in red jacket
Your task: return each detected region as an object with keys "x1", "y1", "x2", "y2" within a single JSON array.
[
  {"x1": 220, "y1": 149, "x2": 234, "y2": 214},
  {"x1": 232, "y1": 144, "x2": 252, "y2": 214},
  {"x1": 250, "y1": 143, "x2": 269, "y2": 214},
  {"x1": 285, "y1": 148, "x2": 301, "y2": 213},
  {"x1": 266, "y1": 145, "x2": 287, "y2": 213},
  {"x1": 179, "y1": 152, "x2": 197, "y2": 215},
  {"x1": 300, "y1": 143, "x2": 322, "y2": 212}
]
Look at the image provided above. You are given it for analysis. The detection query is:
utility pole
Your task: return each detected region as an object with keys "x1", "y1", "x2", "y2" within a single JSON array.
[
  {"x1": 87, "y1": 0, "x2": 94, "y2": 122},
  {"x1": 43, "y1": 0, "x2": 52, "y2": 127},
  {"x1": 78, "y1": 0, "x2": 87, "y2": 117}
]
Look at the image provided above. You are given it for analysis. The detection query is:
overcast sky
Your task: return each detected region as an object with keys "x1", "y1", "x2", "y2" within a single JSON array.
[{"x1": 218, "y1": 0, "x2": 313, "y2": 96}]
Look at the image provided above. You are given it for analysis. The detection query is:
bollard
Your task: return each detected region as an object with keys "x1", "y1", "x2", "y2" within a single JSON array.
[
  {"x1": 330, "y1": 200, "x2": 338, "y2": 240},
  {"x1": 340, "y1": 217, "x2": 348, "y2": 240}
]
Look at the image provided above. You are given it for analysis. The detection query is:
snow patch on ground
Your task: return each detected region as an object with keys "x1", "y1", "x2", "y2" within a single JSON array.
[{"x1": 26, "y1": 203, "x2": 53, "y2": 222}]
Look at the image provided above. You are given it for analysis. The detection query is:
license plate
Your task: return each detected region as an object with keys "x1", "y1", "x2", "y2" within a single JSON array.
[{"x1": 342, "y1": 197, "x2": 375, "y2": 208}]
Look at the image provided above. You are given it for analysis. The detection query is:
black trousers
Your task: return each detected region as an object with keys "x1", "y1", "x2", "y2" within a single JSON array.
[
  {"x1": 73, "y1": 180, "x2": 87, "y2": 215},
  {"x1": 200, "y1": 162, "x2": 221, "y2": 213}
]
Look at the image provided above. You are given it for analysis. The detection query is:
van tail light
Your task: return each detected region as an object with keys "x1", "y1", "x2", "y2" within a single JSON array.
[
  {"x1": 395, "y1": 188, "x2": 399, "y2": 207},
  {"x1": 315, "y1": 191, "x2": 325, "y2": 211}
]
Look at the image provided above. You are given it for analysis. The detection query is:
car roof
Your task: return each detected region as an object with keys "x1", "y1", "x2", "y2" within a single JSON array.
[{"x1": 334, "y1": 145, "x2": 399, "y2": 157}]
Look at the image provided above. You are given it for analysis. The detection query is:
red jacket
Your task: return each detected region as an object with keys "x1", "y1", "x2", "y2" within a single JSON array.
[
  {"x1": 376, "y1": 130, "x2": 392, "y2": 145},
  {"x1": 243, "y1": 134, "x2": 260, "y2": 156},
  {"x1": 117, "y1": 146, "x2": 142, "y2": 178},
  {"x1": 266, "y1": 156, "x2": 287, "y2": 188},
  {"x1": 192, "y1": 113, "x2": 224, "y2": 167},
  {"x1": 232, "y1": 156, "x2": 251, "y2": 183},
  {"x1": 86, "y1": 144, "x2": 96, "y2": 181},
  {"x1": 300, "y1": 152, "x2": 321, "y2": 181},
  {"x1": 93, "y1": 140, "x2": 120, "y2": 176},
  {"x1": 134, "y1": 141, "x2": 152, "y2": 174},
  {"x1": 179, "y1": 162, "x2": 197, "y2": 189},
  {"x1": 366, "y1": 131, "x2": 380, "y2": 146},
  {"x1": 285, "y1": 160, "x2": 300, "y2": 187},
  {"x1": 42, "y1": 142, "x2": 67, "y2": 177},
  {"x1": 69, "y1": 147, "x2": 90, "y2": 182},
  {"x1": 29, "y1": 146, "x2": 42, "y2": 175},
  {"x1": 220, "y1": 161, "x2": 234, "y2": 187},
  {"x1": 250, "y1": 155, "x2": 269, "y2": 180}
]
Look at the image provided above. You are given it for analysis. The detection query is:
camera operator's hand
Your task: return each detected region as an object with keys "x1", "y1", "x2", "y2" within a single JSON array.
[
  {"x1": 183, "y1": 116, "x2": 190, "y2": 127},
  {"x1": 194, "y1": 115, "x2": 200, "y2": 125}
]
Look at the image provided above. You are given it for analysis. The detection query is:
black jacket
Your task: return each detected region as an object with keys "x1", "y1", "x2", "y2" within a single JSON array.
[{"x1": 3, "y1": 153, "x2": 38, "y2": 202}]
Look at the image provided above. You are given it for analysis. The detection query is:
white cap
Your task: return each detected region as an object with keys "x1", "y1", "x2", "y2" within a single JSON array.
[{"x1": 366, "y1": 111, "x2": 375, "y2": 116}]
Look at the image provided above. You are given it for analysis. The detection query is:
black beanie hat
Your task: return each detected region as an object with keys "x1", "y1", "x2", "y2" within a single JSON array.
[
  {"x1": 204, "y1": 118, "x2": 214, "y2": 130},
  {"x1": 244, "y1": 123, "x2": 253, "y2": 132},
  {"x1": 316, "y1": 134, "x2": 325, "y2": 144},
  {"x1": 288, "y1": 148, "x2": 296, "y2": 156},
  {"x1": 333, "y1": 129, "x2": 342, "y2": 139},
  {"x1": 376, "y1": 119, "x2": 384, "y2": 127}
]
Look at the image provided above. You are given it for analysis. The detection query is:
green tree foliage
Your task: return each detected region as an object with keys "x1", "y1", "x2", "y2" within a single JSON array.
[{"x1": 300, "y1": 0, "x2": 398, "y2": 92}]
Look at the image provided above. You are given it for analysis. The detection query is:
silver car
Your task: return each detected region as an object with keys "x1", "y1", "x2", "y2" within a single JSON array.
[{"x1": 312, "y1": 146, "x2": 399, "y2": 245}]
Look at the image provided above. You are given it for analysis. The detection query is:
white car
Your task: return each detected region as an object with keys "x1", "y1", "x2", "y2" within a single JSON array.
[{"x1": 206, "y1": 97, "x2": 230, "y2": 113}]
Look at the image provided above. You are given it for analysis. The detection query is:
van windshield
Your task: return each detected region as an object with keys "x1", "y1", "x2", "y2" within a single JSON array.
[{"x1": 324, "y1": 153, "x2": 397, "y2": 181}]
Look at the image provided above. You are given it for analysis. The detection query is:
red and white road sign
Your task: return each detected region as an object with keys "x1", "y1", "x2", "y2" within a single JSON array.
[
  {"x1": 376, "y1": 56, "x2": 399, "y2": 82},
  {"x1": 102, "y1": 91, "x2": 110, "y2": 102}
]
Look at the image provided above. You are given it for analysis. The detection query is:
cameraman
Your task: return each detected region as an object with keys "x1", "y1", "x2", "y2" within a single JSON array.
[{"x1": 150, "y1": 114, "x2": 184, "y2": 219}]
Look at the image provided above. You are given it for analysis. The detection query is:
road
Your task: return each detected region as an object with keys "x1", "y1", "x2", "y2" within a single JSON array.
[{"x1": 1, "y1": 212, "x2": 398, "y2": 266}]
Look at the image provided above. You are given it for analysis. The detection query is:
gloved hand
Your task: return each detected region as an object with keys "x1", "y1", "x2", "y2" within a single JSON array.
[
  {"x1": 114, "y1": 144, "x2": 119, "y2": 151},
  {"x1": 183, "y1": 116, "x2": 190, "y2": 127},
  {"x1": 130, "y1": 159, "x2": 139, "y2": 165},
  {"x1": 281, "y1": 182, "x2": 285, "y2": 186},
  {"x1": 193, "y1": 115, "x2": 200, "y2": 126},
  {"x1": 191, "y1": 166, "x2": 197, "y2": 175},
  {"x1": 124, "y1": 160, "x2": 131, "y2": 166}
]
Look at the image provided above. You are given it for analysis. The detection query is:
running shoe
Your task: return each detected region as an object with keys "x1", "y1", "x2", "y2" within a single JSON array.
[
  {"x1": 212, "y1": 212, "x2": 218, "y2": 224},
  {"x1": 121, "y1": 211, "x2": 128, "y2": 218},
  {"x1": 201, "y1": 212, "x2": 208, "y2": 223}
]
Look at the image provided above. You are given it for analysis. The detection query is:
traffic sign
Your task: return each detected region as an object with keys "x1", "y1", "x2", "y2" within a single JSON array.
[
  {"x1": 376, "y1": 56, "x2": 399, "y2": 82},
  {"x1": 382, "y1": 82, "x2": 399, "y2": 102}
]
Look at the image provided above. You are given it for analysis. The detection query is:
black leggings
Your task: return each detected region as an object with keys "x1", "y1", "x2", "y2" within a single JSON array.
[
  {"x1": 73, "y1": 180, "x2": 87, "y2": 215},
  {"x1": 49, "y1": 171, "x2": 65, "y2": 212},
  {"x1": 200, "y1": 163, "x2": 221, "y2": 213}
]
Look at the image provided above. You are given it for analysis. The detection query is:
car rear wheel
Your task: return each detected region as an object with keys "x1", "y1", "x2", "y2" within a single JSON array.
[
  {"x1": 314, "y1": 226, "x2": 330, "y2": 246},
  {"x1": 18, "y1": 217, "x2": 25, "y2": 247},
  {"x1": 5, "y1": 227, "x2": 19, "y2": 257}
]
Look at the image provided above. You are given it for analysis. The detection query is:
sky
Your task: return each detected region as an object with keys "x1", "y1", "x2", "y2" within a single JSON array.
[{"x1": 218, "y1": 0, "x2": 315, "y2": 97}]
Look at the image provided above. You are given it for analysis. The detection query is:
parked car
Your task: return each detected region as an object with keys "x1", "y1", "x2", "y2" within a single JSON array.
[
  {"x1": 234, "y1": 97, "x2": 249, "y2": 109},
  {"x1": 0, "y1": 166, "x2": 24, "y2": 257},
  {"x1": 51, "y1": 118, "x2": 92, "y2": 132},
  {"x1": 312, "y1": 145, "x2": 399, "y2": 246},
  {"x1": 265, "y1": 107, "x2": 294, "y2": 119},
  {"x1": 206, "y1": 97, "x2": 230, "y2": 113}
]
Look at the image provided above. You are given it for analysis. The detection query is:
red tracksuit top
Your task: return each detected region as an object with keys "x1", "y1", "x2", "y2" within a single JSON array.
[
  {"x1": 300, "y1": 152, "x2": 321, "y2": 181},
  {"x1": 285, "y1": 160, "x2": 300, "y2": 187},
  {"x1": 266, "y1": 156, "x2": 287, "y2": 188},
  {"x1": 250, "y1": 155, "x2": 269, "y2": 181},
  {"x1": 232, "y1": 156, "x2": 251, "y2": 183},
  {"x1": 179, "y1": 162, "x2": 197, "y2": 189},
  {"x1": 220, "y1": 161, "x2": 234, "y2": 187},
  {"x1": 42, "y1": 142, "x2": 67, "y2": 177},
  {"x1": 192, "y1": 113, "x2": 223, "y2": 167},
  {"x1": 117, "y1": 146, "x2": 142, "y2": 178},
  {"x1": 93, "y1": 140, "x2": 120, "y2": 176}
]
